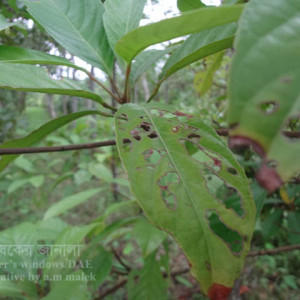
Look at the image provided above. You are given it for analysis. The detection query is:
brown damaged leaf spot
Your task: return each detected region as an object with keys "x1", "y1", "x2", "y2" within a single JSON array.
[
  {"x1": 206, "y1": 211, "x2": 243, "y2": 255},
  {"x1": 256, "y1": 163, "x2": 283, "y2": 193},
  {"x1": 259, "y1": 100, "x2": 279, "y2": 115},
  {"x1": 208, "y1": 283, "x2": 232, "y2": 300}
]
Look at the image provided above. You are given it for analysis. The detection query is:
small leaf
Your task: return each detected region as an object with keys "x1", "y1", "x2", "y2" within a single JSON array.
[
  {"x1": 227, "y1": 0, "x2": 300, "y2": 190},
  {"x1": 43, "y1": 188, "x2": 104, "y2": 220},
  {"x1": 21, "y1": 0, "x2": 114, "y2": 74},
  {"x1": 194, "y1": 51, "x2": 225, "y2": 96},
  {"x1": 116, "y1": 5, "x2": 243, "y2": 62},
  {"x1": 115, "y1": 103, "x2": 255, "y2": 294},
  {"x1": 133, "y1": 218, "x2": 167, "y2": 257},
  {"x1": 177, "y1": 0, "x2": 206, "y2": 12},
  {"x1": 128, "y1": 252, "x2": 167, "y2": 300},
  {"x1": 0, "y1": 110, "x2": 101, "y2": 172}
]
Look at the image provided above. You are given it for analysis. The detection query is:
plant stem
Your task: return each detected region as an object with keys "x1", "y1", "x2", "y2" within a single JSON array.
[
  {"x1": 123, "y1": 64, "x2": 132, "y2": 103},
  {"x1": 87, "y1": 72, "x2": 122, "y2": 104},
  {"x1": 1, "y1": 130, "x2": 298, "y2": 155}
]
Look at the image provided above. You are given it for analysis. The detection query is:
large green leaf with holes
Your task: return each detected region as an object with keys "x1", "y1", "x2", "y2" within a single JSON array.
[
  {"x1": 115, "y1": 103, "x2": 255, "y2": 294},
  {"x1": 227, "y1": 0, "x2": 300, "y2": 192},
  {"x1": 115, "y1": 5, "x2": 243, "y2": 63},
  {"x1": 21, "y1": 0, "x2": 114, "y2": 75}
]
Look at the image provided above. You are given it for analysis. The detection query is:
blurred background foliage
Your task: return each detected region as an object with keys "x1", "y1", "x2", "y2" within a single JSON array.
[{"x1": 0, "y1": 0, "x2": 299, "y2": 299}]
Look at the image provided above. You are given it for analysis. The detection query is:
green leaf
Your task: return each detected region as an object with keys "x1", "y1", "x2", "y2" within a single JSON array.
[
  {"x1": 42, "y1": 271, "x2": 91, "y2": 300},
  {"x1": 133, "y1": 218, "x2": 167, "y2": 258},
  {"x1": 29, "y1": 175, "x2": 45, "y2": 188},
  {"x1": 115, "y1": 103, "x2": 255, "y2": 293},
  {"x1": 21, "y1": 0, "x2": 114, "y2": 75},
  {"x1": 14, "y1": 155, "x2": 36, "y2": 173},
  {"x1": 103, "y1": 0, "x2": 147, "y2": 52},
  {"x1": 227, "y1": 0, "x2": 300, "y2": 190},
  {"x1": 81, "y1": 247, "x2": 113, "y2": 290},
  {"x1": 128, "y1": 252, "x2": 167, "y2": 300},
  {"x1": 116, "y1": 5, "x2": 243, "y2": 63},
  {"x1": 0, "y1": 46, "x2": 87, "y2": 72},
  {"x1": 44, "y1": 188, "x2": 104, "y2": 220},
  {"x1": 0, "y1": 110, "x2": 101, "y2": 172},
  {"x1": 160, "y1": 23, "x2": 236, "y2": 80},
  {"x1": 7, "y1": 178, "x2": 30, "y2": 194},
  {"x1": 194, "y1": 51, "x2": 225, "y2": 96},
  {"x1": 0, "y1": 281, "x2": 23, "y2": 297},
  {"x1": 0, "y1": 63, "x2": 112, "y2": 109},
  {"x1": 287, "y1": 212, "x2": 300, "y2": 245},
  {"x1": 0, "y1": 13, "x2": 16, "y2": 31},
  {"x1": 177, "y1": 0, "x2": 206, "y2": 12}
]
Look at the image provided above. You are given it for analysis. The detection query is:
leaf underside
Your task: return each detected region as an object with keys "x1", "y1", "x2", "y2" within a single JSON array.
[
  {"x1": 115, "y1": 103, "x2": 255, "y2": 294},
  {"x1": 227, "y1": 0, "x2": 300, "y2": 191},
  {"x1": 21, "y1": 0, "x2": 114, "y2": 75}
]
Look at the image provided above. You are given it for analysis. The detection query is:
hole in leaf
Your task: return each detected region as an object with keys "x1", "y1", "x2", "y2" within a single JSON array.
[
  {"x1": 266, "y1": 160, "x2": 277, "y2": 168},
  {"x1": 204, "y1": 169, "x2": 244, "y2": 217},
  {"x1": 207, "y1": 211, "x2": 243, "y2": 255},
  {"x1": 143, "y1": 149, "x2": 162, "y2": 165},
  {"x1": 158, "y1": 172, "x2": 180, "y2": 209},
  {"x1": 181, "y1": 140, "x2": 221, "y2": 172},
  {"x1": 282, "y1": 116, "x2": 300, "y2": 140},
  {"x1": 259, "y1": 101, "x2": 279, "y2": 115},
  {"x1": 161, "y1": 189, "x2": 176, "y2": 209},
  {"x1": 227, "y1": 167, "x2": 237, "y2": 175}
]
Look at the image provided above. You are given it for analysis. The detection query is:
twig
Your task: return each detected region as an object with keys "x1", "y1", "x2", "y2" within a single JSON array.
[
  {"x1": 1, "y1": 129, "x2": 298, "y2": 155},
  {"x1": 95, "y1": 279, "x2": 127, "y2": 300},
  {"x1": 0, "y1": 140, "x2": 118, "y2": 155},
  {"x1": 248, "y1": 244, "x2": 300, "y2": 257},
  {"x1": 111, "y1": 247, "x2": 131, "y2": 272},
  {"x1": 87, "y1": 72, "x2": 122, "y2": 104}
]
